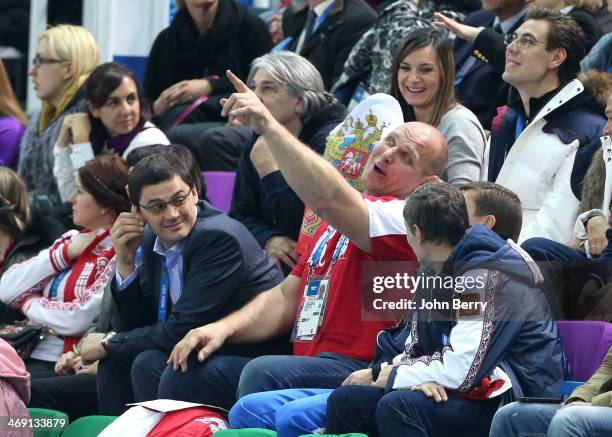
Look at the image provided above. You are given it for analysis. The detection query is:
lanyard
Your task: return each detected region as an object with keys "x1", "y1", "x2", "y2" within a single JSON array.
[
  {"x1": 273, "y1": 37, "x2": 294, "y2": 52},
  {"x1": 49, "y1": 270, "x2": 70, "y2": 300},
  {"x1": 158, "y1": 258, "x2": 170, "y2": 322},
  {"x1": 134, "y1": 246, "x2": 143, "y2": 268},
  {"x1": 515, "y1": 114, "x2": 525, "y2": 139},
  {"x1": 312, "y1": 3, "x2": 333, "y2": 36}
]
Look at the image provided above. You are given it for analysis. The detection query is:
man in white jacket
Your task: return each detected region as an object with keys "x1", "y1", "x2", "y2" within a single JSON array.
[{"x1": 487, "y1": 7, "x2": 606, "y2": 244}]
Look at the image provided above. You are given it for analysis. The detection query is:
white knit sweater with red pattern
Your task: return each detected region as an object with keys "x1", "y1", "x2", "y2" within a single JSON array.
[{"x1": 0, "y1": 228, "x2": 115, "y2": 361}]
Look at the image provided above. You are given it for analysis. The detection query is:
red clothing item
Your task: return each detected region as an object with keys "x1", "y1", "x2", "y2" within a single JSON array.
[
  {"x1": 291, "y1": 196, "x2": 416, "y2": 361},
  {"x1": 147, "y1": 407, "x2": 227, "y2": 437},
  {"x1": 0, "y1": 228, "x2": 115, "y2": 360}
]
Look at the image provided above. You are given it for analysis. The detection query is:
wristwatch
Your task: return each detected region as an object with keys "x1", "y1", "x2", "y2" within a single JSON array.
[{"x1": 101, "y1": 331, "x2": 117, "y2": 351}]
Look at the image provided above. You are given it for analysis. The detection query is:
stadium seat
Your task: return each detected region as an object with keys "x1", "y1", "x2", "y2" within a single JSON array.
[
  {"x1": 556, "y1": 320, "x2": 612, "y2": 381},
  {"x1": 59, "y1": 415, "x2": 117, "y2": 437},
  {"x1": 202, "y1": 171, "x2": 236, "y2": 214},
  {"x1": 27, "y1": 408, "x2": 68, "y2": 437}
]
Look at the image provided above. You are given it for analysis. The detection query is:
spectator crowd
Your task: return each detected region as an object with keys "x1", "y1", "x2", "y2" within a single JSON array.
[{"x1": 0, "y1": 0, "x2": 611, "y2": 436}]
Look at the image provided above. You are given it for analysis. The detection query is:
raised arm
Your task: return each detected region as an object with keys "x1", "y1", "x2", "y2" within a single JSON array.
[{"x1": 220, "y1": 70, "x2": 373, "y2": 252}]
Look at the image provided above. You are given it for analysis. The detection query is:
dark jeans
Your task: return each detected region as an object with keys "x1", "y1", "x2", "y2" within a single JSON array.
[
  {"x1": 237, "y1": 353, "x2": 369, "y2": 399},
  {"x1": 158, "y1": 354, "x2": 253, "y2": 411},
  {"x1": 167, "y1": 124, "x2": 253, "y2": 171},
  {"x1": 157, "y1": 351, "x2": 367, "y2": 415},
  {"x1": 97, "y1": 349, "x2": 168, "y2": 416},
  {"x1": 326, "y1": 385, "x2": 500, "y2": 437},
  {"x1": 30, "y1": 374, "x2": 97, "y2": 421},
  {"x1": 98, "y1": 339, "x2": 290, "y2": 415}
]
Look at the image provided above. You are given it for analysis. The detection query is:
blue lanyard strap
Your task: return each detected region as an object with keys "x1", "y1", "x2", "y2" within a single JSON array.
[
  {"x1": 312, "y1": 4, "x2": 333, "y2": 35},
  {"x1": 515, "y1": 114, "x2": 525, "y2": 139},
  {"x1": 158, "y1": 258, "x2": 170, "y2": 322},
  {"x1": 273, "y1": 37, "x2": 294, "y2": 52}
]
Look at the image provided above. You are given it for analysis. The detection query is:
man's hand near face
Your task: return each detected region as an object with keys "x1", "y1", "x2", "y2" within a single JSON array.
[{"x1": 111, "y1": 209, "x2": 145, "y2": 279}]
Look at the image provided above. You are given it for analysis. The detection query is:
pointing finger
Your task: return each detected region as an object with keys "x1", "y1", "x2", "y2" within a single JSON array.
[{"x1": 226, "y1": 70, "x2": 249, "y2": 93}]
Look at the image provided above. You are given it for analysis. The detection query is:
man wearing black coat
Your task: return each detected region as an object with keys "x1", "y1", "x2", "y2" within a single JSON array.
[
  {"x1": 80, "y1": 154, "x2": 286, "y2": 415},
  {"x1": 282, "y1": 0, "x2": 377, "y2": 90},
  {"x1": 145, "y1": 0, "x2": 273, "y2": 127}
]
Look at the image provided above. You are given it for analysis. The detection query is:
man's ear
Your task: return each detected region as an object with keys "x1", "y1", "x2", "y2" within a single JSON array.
[
  {"x1": 483, "y1": 214, "x2": 497, "y2": 231},
  {"x1": 549, "y1": 47, "x2": 567, "y2": 70},
  {"x1": 413, "y1": 224, "x2": 426, "y2": 245}
]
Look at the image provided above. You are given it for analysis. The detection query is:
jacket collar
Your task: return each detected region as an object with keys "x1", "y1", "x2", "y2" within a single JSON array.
[
  {"x1": 528, "y1": 79, "x2": 584, "y2": 126},
  {"x1": 299, "y1": 102, "x2": 347, "y2": 143},
  {"x1": 292, "y1": 0, "x2": 344, "y2": 17},
  {"x1": 509, "y1": 79, "x2": 584, "y2": 127}
]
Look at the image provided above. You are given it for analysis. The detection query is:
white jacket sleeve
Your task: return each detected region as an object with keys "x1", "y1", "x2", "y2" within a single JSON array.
[
  {"x1": 53, "y1": 144, "x2": 76, "y2": 203},
  {"x1": 391, "y1": 269, "x2": 493, "y2": 390},
  {"x1": 0, "y1": 231, "x2": 78, "y2": 307},
  {"x1": 52, "y1": 142, "x2": 95, "y2": 202},
  {"x1": 22, "y1": 258, "x2": 115, "y2": 336}
]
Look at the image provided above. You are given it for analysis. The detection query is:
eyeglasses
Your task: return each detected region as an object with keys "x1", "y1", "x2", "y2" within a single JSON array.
[
  {"x1": 32, "y1": 54, "x2": 65, "y2": 68},
  {"x1": 503, "y1": 33, "x2": 547, "y2": 49},
  {"x1": 138, "y1": 193, "x2": 190, "y2": 215}
]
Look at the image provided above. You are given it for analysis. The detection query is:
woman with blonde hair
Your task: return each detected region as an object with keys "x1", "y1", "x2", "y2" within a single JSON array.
[
  {"x1": 0, "y1": 59, "x2": 27, "y2": 168},
  {"x1": 17, "y1": 24, "x2": 99, "y2": 208}
]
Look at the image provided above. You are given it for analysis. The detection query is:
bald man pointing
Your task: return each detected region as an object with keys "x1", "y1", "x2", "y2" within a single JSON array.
[{"x1": 162, "y1": 71, "x2": 448, "y2": 410}]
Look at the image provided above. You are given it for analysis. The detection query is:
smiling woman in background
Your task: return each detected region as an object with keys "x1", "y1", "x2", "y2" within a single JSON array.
[
  {"x1": 17, "y1": 25, "x2": 99, "y2": 208},
  {"x1": 390, "y1": 28, "x2": 486, "y2": 184},
  {"x1": 53, "y1": 62, "x2": 169, "y2": 202}
]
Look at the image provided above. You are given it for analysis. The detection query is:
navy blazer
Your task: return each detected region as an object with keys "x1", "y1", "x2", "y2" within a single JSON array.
[
  {"x1": 108, "y1": 201, "x2": 283, "y2": 359},
  {"x1": 454, "y1": 10, "x2": 524, "y2": 129}
]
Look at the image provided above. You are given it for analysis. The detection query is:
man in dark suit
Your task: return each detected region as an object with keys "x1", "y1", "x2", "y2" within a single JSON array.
[
  {"x1": 280, "y1": 0, "x2": 377, "y2": 90},
  {"x1": 437, "y1": 0, "x2": 530, "y2": 128},
  {"x1": 80, "y1": 154, "x2": 286, "y2": 415}
]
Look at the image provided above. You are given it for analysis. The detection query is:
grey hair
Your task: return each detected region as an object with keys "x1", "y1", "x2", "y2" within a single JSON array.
[{"x1": 247, "y1": 51, "x2": 334, "y2": 120}]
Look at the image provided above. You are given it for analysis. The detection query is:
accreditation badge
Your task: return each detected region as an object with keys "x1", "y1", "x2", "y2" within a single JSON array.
[{"x1": 293, "y1": 278, "x2": 330, "y2": 341}]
